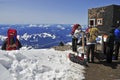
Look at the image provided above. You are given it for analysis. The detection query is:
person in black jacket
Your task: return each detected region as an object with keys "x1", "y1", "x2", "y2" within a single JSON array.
[{"x1": 106, "y1": 28, "x2": 115, "y2": 63}]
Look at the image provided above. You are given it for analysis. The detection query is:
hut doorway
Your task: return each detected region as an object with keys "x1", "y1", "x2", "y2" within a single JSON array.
[{"x1": 89, "y1": 19, "x2": 95, "y2": 27}]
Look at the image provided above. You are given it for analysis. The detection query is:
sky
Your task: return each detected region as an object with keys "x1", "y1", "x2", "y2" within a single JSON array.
[{"x1": 0, "y1": 0, "x2": 120, "y2": 25}]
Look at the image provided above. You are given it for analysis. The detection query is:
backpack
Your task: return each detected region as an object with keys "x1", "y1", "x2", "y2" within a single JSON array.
[
  {"x1": 71, "y1": 24, "x2": 80, "y2": 35},
  {"x1": 6, "y1": 28, "x2": 19, "y2": 50},
  {"x1": 114, "y1": 28, "x2": 120, "y2": 42}
]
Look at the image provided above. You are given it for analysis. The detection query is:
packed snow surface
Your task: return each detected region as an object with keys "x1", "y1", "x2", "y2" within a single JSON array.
[{"x1": 0, "y1": 47, "x2": 85, "y2": 80}]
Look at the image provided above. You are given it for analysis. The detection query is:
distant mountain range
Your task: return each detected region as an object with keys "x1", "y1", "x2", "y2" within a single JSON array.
[{"x1": 0, "y1": 24, "x2": 87, "y2": 49}]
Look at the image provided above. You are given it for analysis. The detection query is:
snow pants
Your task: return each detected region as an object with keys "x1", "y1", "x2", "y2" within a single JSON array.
[
  {"x1": 114, "y1": 41, "x2": 120, "y2": 60},
  {"x1": 72, "y1": 38, "x2": 78, "y2": 52},
  {"x1": 87, "y1": 44, "x2": 95, "y2": 62},
  {"x1": 106, "y1": 45, "x2": 114, "y2": 63}
]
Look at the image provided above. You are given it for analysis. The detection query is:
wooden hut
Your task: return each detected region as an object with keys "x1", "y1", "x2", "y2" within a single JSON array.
[{"x1": 88, "y1": 4, "x2": 120, "y2": 33}]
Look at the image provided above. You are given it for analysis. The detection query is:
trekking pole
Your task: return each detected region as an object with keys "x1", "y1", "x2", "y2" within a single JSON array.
[{"x1": 82, "y1": 32, "x2": 85, "y2": 53}]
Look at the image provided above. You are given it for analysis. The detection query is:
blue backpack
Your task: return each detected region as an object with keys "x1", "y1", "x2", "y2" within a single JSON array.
[{"x1": 114, "y1": 28, "x2": 120, "y2": 42}]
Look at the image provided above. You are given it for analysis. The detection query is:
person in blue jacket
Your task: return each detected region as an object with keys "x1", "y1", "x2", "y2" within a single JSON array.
[{"x1": 114, "y1": 24, "x2": 120, "y2": 60}]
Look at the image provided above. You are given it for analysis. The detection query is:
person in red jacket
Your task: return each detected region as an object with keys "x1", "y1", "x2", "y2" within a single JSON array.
[{"x1": 1, "y1": 28, "x2": 22, "y2": 50}]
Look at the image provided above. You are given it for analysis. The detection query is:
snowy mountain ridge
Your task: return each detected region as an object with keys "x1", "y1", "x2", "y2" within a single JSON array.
[{"x1": 0, "y1": 24, "x2": 88, "y2": 48}]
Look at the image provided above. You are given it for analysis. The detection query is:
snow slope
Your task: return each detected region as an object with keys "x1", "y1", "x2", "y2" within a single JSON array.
[{"x1": 0, "y1": 48, "x2": 85, "y2": 80}]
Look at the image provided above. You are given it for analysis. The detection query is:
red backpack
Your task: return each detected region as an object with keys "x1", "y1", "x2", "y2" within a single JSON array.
[
  {"x1": 71, "y1": 24, "x2": 80, "y2": 35},
  {"x1": 6, "y1": 28, "x2": 19, "y2": 50}
]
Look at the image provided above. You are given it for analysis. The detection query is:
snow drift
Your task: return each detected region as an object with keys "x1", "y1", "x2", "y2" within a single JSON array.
[{"x1": 0, "y1": 48, "x2": 85, "y2": 80}]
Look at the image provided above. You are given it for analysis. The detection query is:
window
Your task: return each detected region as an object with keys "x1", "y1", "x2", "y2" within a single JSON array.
[{"x1": 97, "y1": 18, "x2": 103, "y2": 25}]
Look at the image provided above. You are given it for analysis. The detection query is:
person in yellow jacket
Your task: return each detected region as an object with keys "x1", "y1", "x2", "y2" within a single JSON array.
[{"x1": 86, "y1": 26, "x2": 99, "y2": 63}]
